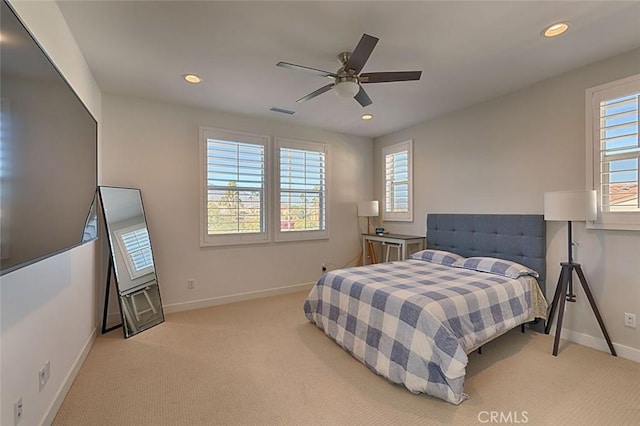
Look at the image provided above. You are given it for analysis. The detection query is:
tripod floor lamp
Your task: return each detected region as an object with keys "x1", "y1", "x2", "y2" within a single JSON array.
[{"x1": 543, "y1": 190, "x2": 616, "y2": 357}]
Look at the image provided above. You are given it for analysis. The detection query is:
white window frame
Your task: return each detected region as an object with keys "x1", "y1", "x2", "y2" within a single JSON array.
[
  {"x1": 586, "y1": 73, "x2": 640, "y2": 231},
  {"x1": 275, "y1": 137, "x2": 329, "y2": 242},
  {"x1": 382, "y1": 140, "x2": 413, "y2": 222},
  {"x1": 199, "y1": 127, "x2": 271, "y2": 246},
  {"x1": 114, "y1": 224, "x2": 154, "y2": 280}
]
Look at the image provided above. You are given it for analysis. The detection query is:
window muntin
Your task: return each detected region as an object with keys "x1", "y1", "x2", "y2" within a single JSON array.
[
  {"x1": 586, "y1": 74, "x2": 640, "y2": 231},
  {"x1": 382, "y1": 140, "x2": 413, "y2": 222},
  {"x1": 276, "y1": 138, "x2": 328, "y2": 241},
  {"x1": 200, "y1": 128, "x2": 269, "y2": 246}
]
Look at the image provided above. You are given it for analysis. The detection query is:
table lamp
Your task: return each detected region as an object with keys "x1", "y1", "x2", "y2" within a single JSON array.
[
  {"x1": 358, "y1": 201, "x2": 379, "y2": 265},
  {"x1": 357, "y1": 201, "x2": 379, "y2": 234}
]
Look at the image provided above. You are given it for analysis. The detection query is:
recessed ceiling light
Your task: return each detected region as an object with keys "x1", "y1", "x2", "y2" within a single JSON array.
[
  {"x1": 361, "y1": 114, "x2": 373, "y2": 120},
  {"x1": 183, "y1": 74, "x2": 202, "y2": 84},
  {"x1": 542, "y1": 22, "x2": 569, "y2": 38}
]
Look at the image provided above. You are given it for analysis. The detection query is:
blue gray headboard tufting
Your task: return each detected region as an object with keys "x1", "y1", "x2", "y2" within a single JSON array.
[{"x1": 426, "y1": 214, "x2": 546, "y2": 293}]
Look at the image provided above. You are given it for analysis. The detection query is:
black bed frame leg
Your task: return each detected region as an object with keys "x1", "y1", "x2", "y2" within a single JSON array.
[{"x1": 477, "y1": 346, "x2": 482, "y2": 355}]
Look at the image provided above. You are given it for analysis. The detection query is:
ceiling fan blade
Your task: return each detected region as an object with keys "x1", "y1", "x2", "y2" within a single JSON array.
[
  {"x1": 277, "y1": 61, "x2": 337, "y2": 79},
  {"x1": 296, "y1": 83, "x2": 335, "y2": 103},
  {"x1": 360, "y1": 71, "x2": 422, "y2": 84},
  {"x1": 354, "y1": 86, "x2": 372, "y2": 107},
  {"x1": 345, "y1": 34, "x2": 379, "y2": 74}
]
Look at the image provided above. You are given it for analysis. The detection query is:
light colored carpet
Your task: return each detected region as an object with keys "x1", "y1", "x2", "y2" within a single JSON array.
[{"x1": 53, "y1": 291, "x2": 640, "y2": 425}]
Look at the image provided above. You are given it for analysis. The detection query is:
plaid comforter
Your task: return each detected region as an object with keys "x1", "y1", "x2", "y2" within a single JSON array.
[{"x1": 303, "y1": 259, "x2": 547, "y2": 404}]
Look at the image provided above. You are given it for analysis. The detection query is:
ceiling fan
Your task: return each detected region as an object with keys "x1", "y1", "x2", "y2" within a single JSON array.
[{"x1": 277, "y1": 33, "x2": 422, "y2": 107}]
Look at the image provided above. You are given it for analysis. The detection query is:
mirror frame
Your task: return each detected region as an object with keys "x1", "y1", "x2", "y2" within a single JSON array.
[{"x1": 98, "y1": 186, "x2": 164, "y2": 338}]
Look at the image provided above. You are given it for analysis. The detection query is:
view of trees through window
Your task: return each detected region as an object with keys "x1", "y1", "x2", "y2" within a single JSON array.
[
  {"x1": 207, "y1": 182, "x2": 263, "y2": 234},
  {"x1": 205, "y1": 138, "x2": 325, "y2": 235},
  {"x1": 279, "y1": 147, "x2": 325, "y2": 232},
  {"x1": 206, "y1": 139, "x2": 265, "y2": 235}
]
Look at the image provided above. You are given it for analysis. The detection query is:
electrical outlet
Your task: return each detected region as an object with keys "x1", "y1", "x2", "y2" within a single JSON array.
[
  {"x1": 39, "y1": 360, "x2": 50, "y2": 391},
  {"x1": 624, "y1": 313, "x2": 636, "y2": 328},
  {"x1": 14, "y1": 397, "x2": 23, "y2": 425},
  {"x1": 187, "y1": 279, "x2": 195, "y2": 290}
]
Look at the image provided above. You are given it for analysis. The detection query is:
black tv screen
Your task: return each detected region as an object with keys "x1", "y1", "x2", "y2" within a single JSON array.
[{"x1": 1, "y1": 0, "x2": 98, "y2": 276}]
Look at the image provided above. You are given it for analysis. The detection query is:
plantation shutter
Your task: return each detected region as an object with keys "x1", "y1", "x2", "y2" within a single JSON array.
[
  {"x1": 382, "y1": 140, "x2": 413, "y2": 221},
  {"x1": 121, "y1": 228, "x2": 154, "y2": 272},
  {"x1": 206, "y1": 139, "x2": 265, "y2": 234},
  {"x1": 385, "y1": 150, "x2": 409, "y2": 213},
  {"x1": 279, "y1": 146, "x2": 326, "y2": 232},
  {"x1": 599, "y1": 92, "x2": 639, "y2": 212}
]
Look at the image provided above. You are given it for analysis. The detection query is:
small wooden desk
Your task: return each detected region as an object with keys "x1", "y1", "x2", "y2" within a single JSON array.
[{"x1": 362, "y1": 233, "x2": 426, "y2": 265}]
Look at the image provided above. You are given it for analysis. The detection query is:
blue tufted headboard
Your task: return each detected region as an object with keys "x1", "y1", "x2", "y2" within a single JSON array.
[{"x1": 426, "y1": 214, "x2": 546, "y2": 293}]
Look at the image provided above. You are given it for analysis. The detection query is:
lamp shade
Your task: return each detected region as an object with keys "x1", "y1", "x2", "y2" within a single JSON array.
[
  {"x1": 357, "y1": 200, "x2": 379, "y2": 217},
  {"x1": 544, "y1": 190, "x2": 597, "y2": 221}
]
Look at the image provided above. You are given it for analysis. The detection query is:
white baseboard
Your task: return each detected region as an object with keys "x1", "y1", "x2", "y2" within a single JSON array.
[
  {"x1": 163, "y1": 282, "x2": 315, "y2": 314},
  {"x1": 551, "y1": 327, "x2": 640, "y2": 363},
  {"x1": 41, "y1": 327, "x2": 97, "y2": 425}
]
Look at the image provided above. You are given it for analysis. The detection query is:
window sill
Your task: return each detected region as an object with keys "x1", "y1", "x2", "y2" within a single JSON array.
[
  {"x1": 275, "y1": 231, "x2": 329, "y2": 243},
  {"x1": 587, "y1": 221, "x2": 640, "y2": 232},
  {"x1": 200, "y1": 234, "x2": 270, "y2": 247}
]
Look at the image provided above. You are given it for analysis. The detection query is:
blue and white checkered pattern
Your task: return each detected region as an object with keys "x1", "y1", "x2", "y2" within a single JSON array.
[
  {"x1": 409, "y1": 249, "x2": 465, "y2": 266},
  {"x1": 303, "y1": 259, "x2": 547, "y2": 405},
  {"x1": 451, "y1": 257, "x2": 540, "y2": 279}
]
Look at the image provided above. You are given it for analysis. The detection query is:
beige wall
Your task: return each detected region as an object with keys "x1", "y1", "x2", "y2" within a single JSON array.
[
  {"x1": 374, "y1": 47, "x2": 640, "y2": 361},
  {"x1": 0, "y1": 1, "x2": 102, "y2": 425},
  {"x1": 100, "y1": 94, "x2": 374, "y2": 311}
]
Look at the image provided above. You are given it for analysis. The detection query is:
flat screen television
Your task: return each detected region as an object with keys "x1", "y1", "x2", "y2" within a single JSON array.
[{"x1": 1, "y1": 0, "x2": 98, "y2": 276}]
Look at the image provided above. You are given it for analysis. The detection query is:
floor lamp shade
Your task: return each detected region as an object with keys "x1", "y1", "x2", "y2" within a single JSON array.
[
  {"x1": 544, "y1": 190, "x2": 597, "y2": 221},
  {"x1": 357, "y1": 201, "x2": 379, "y2": 218}
]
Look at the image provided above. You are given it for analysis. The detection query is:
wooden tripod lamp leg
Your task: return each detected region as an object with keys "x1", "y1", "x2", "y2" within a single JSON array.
[
  {"x1": 574, "y1": 265, "x2": 617, "y2": 356},
  {"x1": 547, "y1": 263, "x2": 617, "y2": 357},
  {"x1": 545, "y1": 266, "x2": 568, "y2": 335},
  {"x1": 367, "y1": 240, "x2": 377, "y2": 264},
  {"x1": 552, "y1": 265, "x2": 571, "y2": 356}
]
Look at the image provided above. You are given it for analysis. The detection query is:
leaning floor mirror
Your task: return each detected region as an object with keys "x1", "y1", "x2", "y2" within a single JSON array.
[{"x1": 98, "y1": 186, "x2": 164, "y2": 337}]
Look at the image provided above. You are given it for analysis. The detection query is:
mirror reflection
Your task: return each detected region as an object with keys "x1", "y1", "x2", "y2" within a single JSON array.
[{"x1": 99, "y1": 186, "x2": 164, "y2": 337}]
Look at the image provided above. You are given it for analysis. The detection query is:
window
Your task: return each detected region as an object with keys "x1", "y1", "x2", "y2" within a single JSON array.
[
  {"x1": 382, "y1": 140, "x2": 413, "y2": 222},
  {"x1": 114, "y1": 225, "x2": 154, "y2": 280},
  {"x1": 200, "y1": 127, "x2": 269, "y2": 246},
  {"x1": 276, "y1": 138, "x2": 328, "y2": 241},
  {"x1": 586, "y1": 74, "x2": 640, "y2": 231}
]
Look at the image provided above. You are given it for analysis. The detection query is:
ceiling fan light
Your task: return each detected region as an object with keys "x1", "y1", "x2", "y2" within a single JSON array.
[{"x1": 334, "y1": 80, "x2": 359, "y2": 98}]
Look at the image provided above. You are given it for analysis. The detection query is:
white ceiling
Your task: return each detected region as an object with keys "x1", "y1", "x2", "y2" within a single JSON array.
[{"x1": 56, "y1": 1, "x2": 640, "y2": 139}]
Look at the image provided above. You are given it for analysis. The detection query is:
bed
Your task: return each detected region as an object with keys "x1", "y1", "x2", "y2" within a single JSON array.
[{"x1": 303, "y1": 214, "x2": 548, "y2": 404}]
